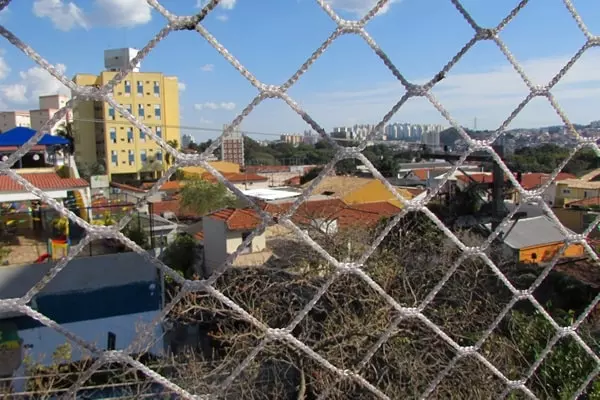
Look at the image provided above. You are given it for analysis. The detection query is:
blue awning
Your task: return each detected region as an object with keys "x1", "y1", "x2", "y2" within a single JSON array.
[{"x1": 0, "y1": 127, "x2": 70, "y2": 146}]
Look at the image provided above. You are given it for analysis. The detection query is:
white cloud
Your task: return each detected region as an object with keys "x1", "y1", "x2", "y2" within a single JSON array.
[
  {"x1": 199, "y1": 117, "x2": 213, "y2": 124},
  {"x1": 91, "y1": 0, "x2": 151, "y2": 28},
  {"x1": 32, "y1": 0, "x2": 151, "y2": 31},
  {"x1": 303, "y1": 53, "x2": 600, "y2": 130},
  {"x1": 33, "y1": 0, "x2": 89, "y2": 31},
  {"x1": 178, "y1": 82, "x2": 186, "y2": 92},
  {"x1": 194, "y1": 102, "x2": 236, "y2": 111},
  {"x1": 1, "y1": 84, "x2": 27, "y2": 104},
  {"x1": 0, "y1": 52, "x2": 10, "y2": 81},
  {"x1": 201, "y1": 64, "x2": 214, "y2": 72},
  {"x1": 216, "y1": 14, "x2": 228, "y2": 22},
  {"x1": 324, "y1": 0, "x2": 399, "y2": 16},
  {"x1": 196, "y1": 0, "x2": 237, "y2": 10},
  {"x1": 0, "y1": 64, "x2": 70, "y2": 107}
]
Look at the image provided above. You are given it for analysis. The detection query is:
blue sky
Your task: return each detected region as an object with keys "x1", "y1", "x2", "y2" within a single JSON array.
[{"x1": 0, "y1": 0, "x2": 598, "y2": 142}]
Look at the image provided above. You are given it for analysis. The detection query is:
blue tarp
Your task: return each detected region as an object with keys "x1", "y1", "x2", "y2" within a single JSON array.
[{"x1": 0, "y1": 127, "x2": 69, "y2": 146}]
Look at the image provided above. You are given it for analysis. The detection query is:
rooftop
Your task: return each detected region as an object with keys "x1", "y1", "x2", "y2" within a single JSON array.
[
  {"x1": 485, "y1": 215, "x2": 574, "y2": 250},
  {"x1": 242, "y1": 188, "x2": 301, "y2": 201},
  {"x1": 208, "y1": 208, "x2": 262, "y2": 231},
  {"x1": 0, "y1": 172, "x2": 88, "y2": 193}
]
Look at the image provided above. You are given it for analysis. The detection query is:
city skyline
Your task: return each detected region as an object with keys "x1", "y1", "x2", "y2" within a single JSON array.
[{"x1": 0, "y1": 1, "x2": 597, "y2": 141}]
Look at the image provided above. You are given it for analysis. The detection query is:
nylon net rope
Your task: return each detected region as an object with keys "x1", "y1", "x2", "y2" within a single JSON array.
[{"x1": 0, "y1": 0, "x2": 599, "y2": 398}]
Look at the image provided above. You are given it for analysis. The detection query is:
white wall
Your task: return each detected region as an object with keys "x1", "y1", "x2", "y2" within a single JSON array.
[{"x1": 225, "y1": 230, "x2": 266, "y2": 254}]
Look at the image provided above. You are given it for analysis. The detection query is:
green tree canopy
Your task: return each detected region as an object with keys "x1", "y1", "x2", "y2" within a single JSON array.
[{"x1": 179, "y1": 179, "x2": 237, "y2": 216}]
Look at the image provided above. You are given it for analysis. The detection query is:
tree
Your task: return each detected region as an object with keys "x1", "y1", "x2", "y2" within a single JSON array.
[
  {"x1": 55, "y1": 121, "x2": 75, "y2": 154},
  {"x1": 77, "y1": 161, "x2": 105, "y2": 180},
  {"x1": 179, "y1": 179, "x2": 237, "y2": 216},
  {"x1": 162, "y1": 234, "x2": 198, "y2": 278},
  {"x1": 142, "y1": 156, "x2": 164, "y2": 174},
  {"x1": 165, "y1": 140, "x2": 179, "y2": 165}
]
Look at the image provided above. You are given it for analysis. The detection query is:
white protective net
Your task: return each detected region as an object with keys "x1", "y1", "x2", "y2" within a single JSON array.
[{"x1": 1, "y1": 0, "x2": 600, "y2": 398}]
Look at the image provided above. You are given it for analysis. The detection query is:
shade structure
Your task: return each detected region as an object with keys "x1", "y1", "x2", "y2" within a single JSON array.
[{"x1": 0, "y1": 127, "x2": 69, "y2": 146}]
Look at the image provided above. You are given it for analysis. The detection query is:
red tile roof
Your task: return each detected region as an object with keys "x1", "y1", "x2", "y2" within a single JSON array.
[
  {"x1": 141, "y1": 181, "x2": 181, "y2": 191},
  {"x1": 0, "y1": 173, "x2": 88, "y2": 193},
  {"x1": 285, "y1": 176, "x2": 301, "y2": 186},
  {"x1": 0, "y1": 145, "x2": 45, "y2": 151},
  {"x1": 202, "y1": 172, "x2": 268, "y2": 183},
  {"x1": 149, "y1": 198, "x2": 197, "y2": 219},
  {"x1": 566, "y1": 197, "x2": 600, "y2": 208},
  {"x1": 208, "y1": 208, "x2": 262, "y2": 231},
  {"x1": 262, "y1": 198, "x2": 401, "y2": 229},
  {"x1": 520, "y1": 172, "x2": 575, "y2": 190},
  {"x1": 110, "y1": 182, "x2": 146, "y2": 193}
]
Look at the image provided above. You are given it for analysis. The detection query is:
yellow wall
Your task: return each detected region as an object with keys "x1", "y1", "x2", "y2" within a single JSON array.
[
  {"x1": 554, "y1": 182, "x2": 597, "y2": 207},
  {"x1": 182, "y1": 162, "x2": 241, "y2": 178},
  {"x1": 519, "y1": 242, "x2": 584, "y2": 263},
  {"x1": 72, "y1": 71, "x2": 181, "y2": 179},
  {"x1": 342, "y1": 180, "x2": 411, "y2": 208}
]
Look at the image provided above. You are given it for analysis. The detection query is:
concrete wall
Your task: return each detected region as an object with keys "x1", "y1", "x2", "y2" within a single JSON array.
[
  {"x1": 203, "y1": 217, "x2": 227, "y2": 271},
  {"x1": 0, "y1": 252, "x2": 158, "y2": 301},
  {"x1": 225, "y1": 230, "x2": 266, "y2": 254}
]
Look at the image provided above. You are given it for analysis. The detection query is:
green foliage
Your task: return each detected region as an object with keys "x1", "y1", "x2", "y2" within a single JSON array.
[
  {"x1": 162, "y1": 233, "x2": 198, "y2": 278},
  {"x1": 165, "y1": 140, "x2": 179, "y2": 165},
  {"x1": 77, "y1": 161, "x2": 105, "y2": 180},
  {"x1": 123, "y1": 220, "x2": 149, "y2": 249},
  {"x1": 507, "y1": 144, "x2": 598, "y2": 175},
  {"x1": 56, "y1": 165, "x2": 70, "y2": 178},
  {"x1": 501, "y1": 310, "x2": 600, "y2": 399},
  {"x1": 179, "y1": 179, "x2": 237, "y2": 216}
]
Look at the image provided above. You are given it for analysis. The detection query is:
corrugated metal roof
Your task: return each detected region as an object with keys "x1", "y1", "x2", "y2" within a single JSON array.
[{"x1": 487, "y1": 215, "x2": 573, "y2": 250}]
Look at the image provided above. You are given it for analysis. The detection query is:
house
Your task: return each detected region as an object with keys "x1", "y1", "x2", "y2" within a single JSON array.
[
  {"x1": 302, "y1": 176, "x2": 413, "y2": 208},
  {"x1": 513, "y1": 172, "x2": 576, "y2": 205},
  {"x1": 200, "y1": 208, "x2": 269, "y2": 272},
  {"x1": 0, "y1": 252, "x2": 164, "y2": 391},
  {"x1": 485, "y1": 215, "x2": 585, "y2": 264},
  {"x1": 554, "y1": 179, "x2": 600, "y2": 207}
]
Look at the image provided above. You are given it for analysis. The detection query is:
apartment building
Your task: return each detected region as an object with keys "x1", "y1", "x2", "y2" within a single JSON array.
[
  {"x1": 221, "y1": 124, "x2": 244, "y2": 166},
  {"x1": 72, "y1": 48, "x2": 181, "y2": 181},
  {"x1": 0, "y1": 111, "x2": 31, "y2": 132},
  {"x1": 30, "y1": 94, "x2": 71, "y2": 134}
]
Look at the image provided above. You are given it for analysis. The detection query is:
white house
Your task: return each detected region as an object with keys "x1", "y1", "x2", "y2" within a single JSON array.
[{"x1": 199, "y1": 208, "x2": 268, "y2": 273}]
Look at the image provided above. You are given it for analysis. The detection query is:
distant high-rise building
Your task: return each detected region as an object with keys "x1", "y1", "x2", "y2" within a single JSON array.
[
  {"x1": 280, "y1": 134, "x2": 303, "y2": 146},
  {"x1": 221, "y1": 124, "x2": 244, "y2": 166},
  {"x1": 181, "y1": 134, "x2": 194, "y2": 149},
  {"x1": 384, "y1": 122, "x2": 444, "y2": 142}
]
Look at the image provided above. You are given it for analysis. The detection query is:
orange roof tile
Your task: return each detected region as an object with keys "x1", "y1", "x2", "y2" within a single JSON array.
[
  {"x1": 520, "y1": 172, "x2": 575, "y2": 190},
  {"x1": 0, "y1": 173, "x2": 88, "y2": 193},
  {"x1": 208, "y1": 208, "x2": 262, "y2": 231},
  {"x1": 150, "y1": 199, "x2": 198, "y2": 219},
  {"x1": 566, "y1": 197, "x2": 600, "y2": 208},
  {"x1": 110, "y1": 182, "x2": 146, "y2": 193},
  {"x1": 194, "y1": 231, "x2": 204, "y2": 241},
  {"x1": 262, "y1": 198, "x2": 401, "y2": 229},
  {"x1": 201, "y1": 172, "x2": 268, "y2": 183}
]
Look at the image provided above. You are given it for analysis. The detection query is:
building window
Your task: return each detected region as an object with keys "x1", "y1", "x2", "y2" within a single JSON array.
[
  {"x1": 138, "y1": 104, "x2": 145, "y2": 119},
  {"x1": 136, "y1": 81, "x2": 143, "y2": 96},
  {"x1": 109, "y1": 128, "x2": 117, "y2": 144},
  {"x1": 154, "y1": 104, "x2": 161, "y2": 120},
  {"x1": 141, "y1": 150, "x2": 147, "y2": 163},
  {"x1": 127, "y1": 128, "x2": 134, "y2": 143},
  {"x1": 124, "y1": 80, "x2": 131, "y2": 95},
  {"x1": 128, "y1": 150, "x2": 135, "y2": 165},
  {"x1": 156, "y1": 151, "x2": 163, "y2": 161},
  {"x1": 108, "y1": 106, "x2": 115, "y2": 120},
  {"x1": 153, "y1": 81, "x2": 160, "y2": 96},
  {"x1": 156, "y1": 126, "x2": 162, "y2": 138},
  {"x1": 125, "y1": 104, "x2": 132, "y2": 115},
  {"x1": 111, "y1": 150, "x2": 118, "y2": 165},
  {"x1": 139, "y1": 129, "x2": 146, "y2": 141}
]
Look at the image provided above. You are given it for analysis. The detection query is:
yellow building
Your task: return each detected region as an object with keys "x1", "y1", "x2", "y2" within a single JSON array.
[
  {"x1": 302, "y1": 176, "x2": 414, "y2": 208},
  {"x1": 181, "y1": 161, "x2": 241, "y2": 178},
  {"x1": 554, "y1": 179, "x2": 600, "y2": 207},
  {"x1": 71, "y1": 48, "x2": 180, "y2": 181}
]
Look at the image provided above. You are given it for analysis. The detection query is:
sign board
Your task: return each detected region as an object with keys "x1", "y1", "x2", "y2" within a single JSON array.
[{"x1": 90, "y1": 175, "x2": 109, "y2": 189}]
